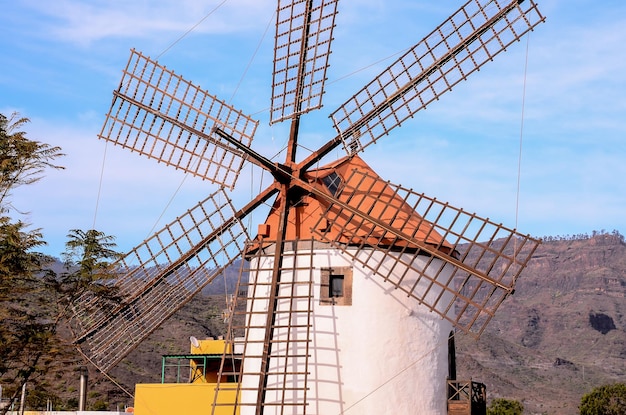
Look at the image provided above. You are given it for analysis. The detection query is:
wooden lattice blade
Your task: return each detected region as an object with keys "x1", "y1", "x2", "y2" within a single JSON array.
[
  {"x1": 329, "y1": 0, "x2": 545, "y2": 156},
  {"x1": 100, "y1": 49, "x2": 258, "y2": 189},
  {"x1": 212, "y1": 241, "x2": 315, "y2": 414},
  {"x1": 270, "y1": 0, "x2": 339, "y2": 124},
  {"x1": 70, "y1": 189, "x2": 249, "y2": 373},
  {"x1": 309, "y1": 167, "x2": 541, "y2": 336}
]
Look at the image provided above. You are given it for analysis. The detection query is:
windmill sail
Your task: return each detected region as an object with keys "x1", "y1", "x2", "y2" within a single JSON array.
[
  {"x1": 212, "y1": 241, "x2": 315, "y2": 414},
  {"x1": 329, "y1": 0, "x2": 545, "y2": 155},
  {"x1": 71, "y1": 189, "x2": 250, "y2": 372},
  {"x1": 100, "y1": 49, "x2": 258, "y2": 189},
  {"x1": 270, "y1": 0, "x2": 339, "y2": 124},
  {"x1": 309, "y1": 166, "x2": 540, "y2": 336}
]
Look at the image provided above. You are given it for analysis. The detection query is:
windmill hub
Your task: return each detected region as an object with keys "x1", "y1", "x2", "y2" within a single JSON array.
[{"x1": 271, "y1": 161, "x2": 294, "y2": 185}]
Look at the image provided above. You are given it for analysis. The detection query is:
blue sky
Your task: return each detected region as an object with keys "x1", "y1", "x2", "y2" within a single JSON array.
[{"x1": 2, "y1": 0, "x2": 625, "y2": 258}]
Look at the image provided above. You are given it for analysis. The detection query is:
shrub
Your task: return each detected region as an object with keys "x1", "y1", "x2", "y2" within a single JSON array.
[
  {"x1": 487, "y1": 398, "x2": 524, "y2": 415},
  {"x1": 580, "y1": 383, "x2": 626, "y2": 415}
]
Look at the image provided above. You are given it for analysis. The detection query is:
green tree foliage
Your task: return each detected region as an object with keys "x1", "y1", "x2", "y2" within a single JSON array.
[
  {"x1": 0, "y1": 112, "x2": 120, "y2": 413},
  {"x1": 57, "y1": 228, "x2": 122, "y2": 327},
  {"x1": 0, "y1": 112, "x2": 64, "y2": 211},
  {"x1": 0, "y1": 113, "x2": 63, "y2": 413},
  {"x1": 487, "y1": 398, "x2": 524, "y2": 415},
  {"x1": 580, "y1": 383, "x2": 626, "y2": 415},
  {"x1": 25, "y1": 388, "x2": 62, "y2": 411},
  {"x1": 61, "y1": 229, "x2": 121, "y2": 300},
  {"x1": 90, "y1": 399, "x2": 109, "y2": 411}
]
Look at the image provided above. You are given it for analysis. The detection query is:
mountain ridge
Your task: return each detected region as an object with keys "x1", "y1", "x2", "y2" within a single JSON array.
[{"x1": 455, "y1": 232, "x2": 626, "y2": 414}]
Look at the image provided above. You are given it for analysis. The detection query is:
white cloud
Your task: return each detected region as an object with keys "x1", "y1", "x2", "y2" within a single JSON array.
[{"x1": 21, "y1": 0, "x2": 275, "y2": 46}]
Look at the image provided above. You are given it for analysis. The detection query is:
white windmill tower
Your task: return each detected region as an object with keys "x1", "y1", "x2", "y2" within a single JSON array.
[{"x1": 70, "y1": 1, "x2": 544, "y2": 414}]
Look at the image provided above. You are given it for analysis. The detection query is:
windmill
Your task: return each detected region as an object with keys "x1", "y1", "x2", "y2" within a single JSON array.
[{"x1": 70, "y1": 1, "x2": 544, "y2": 414}]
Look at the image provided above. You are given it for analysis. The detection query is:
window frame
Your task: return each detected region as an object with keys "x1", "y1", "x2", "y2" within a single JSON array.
[{"x1": 320, "y1": 266, "x2": 352, "y2": 306}]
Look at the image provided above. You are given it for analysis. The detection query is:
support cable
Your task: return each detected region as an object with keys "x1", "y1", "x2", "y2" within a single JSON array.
[
  {"x1": 143, "y1": 4, "x2": 273, "y2": 241},
  {"x1": 92, "y1": 141, "x2": 108, "y2": 230},
  {"x1": 338, "y1": 330, "x2": 456, "y2": 414},
  {"x1": 92, "y1": 0, "x2": 230, "y2": 234},
  {"x1": 516, "y1": 34, "x2": 531, "y2": 231},
  {"x1": 75, "y1": 346, "x2": 134, "y2": 399},
  {"x1": 229, "y1": 10, "x2": 275, "y2": 105},
  {"x1": 156, "y1": 0, "x2": 229, "y2": 60},
  {"x1": 88, "y1": 0, "x2": 234, "y2": 398}
]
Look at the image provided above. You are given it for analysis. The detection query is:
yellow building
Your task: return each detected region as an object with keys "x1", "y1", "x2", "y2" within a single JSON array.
[{"x1": 133, "y1": 339, "x2": 240, "y2": 415}]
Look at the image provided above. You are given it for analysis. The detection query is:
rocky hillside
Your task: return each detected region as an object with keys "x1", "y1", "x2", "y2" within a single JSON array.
[
  {"x1": 456, "y1": 232, "x2": 626, "y2": 414},
  {"x1": 24, "y1": 233, "x2": 625, "y2": 413}
]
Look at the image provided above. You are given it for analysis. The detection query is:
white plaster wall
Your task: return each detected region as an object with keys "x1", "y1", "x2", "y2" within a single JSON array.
[{"x1": 240, "y1": 247, "x2": 455, "y2": 415}]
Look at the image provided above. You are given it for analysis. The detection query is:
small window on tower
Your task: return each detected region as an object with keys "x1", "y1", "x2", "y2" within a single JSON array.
[
  {"x1": 322, "y1": 172, "x2": 342, "y2": 197},
  {"x1": 320, "y1": 266, "x2": 352, "y2": 306}
]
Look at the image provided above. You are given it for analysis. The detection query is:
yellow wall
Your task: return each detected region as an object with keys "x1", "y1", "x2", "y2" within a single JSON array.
[
  {"x1": 134, "y1": 383, "x2": 238, "y2": 415},
  {"x1": 192, "y1": 338, "x2": 231, "y2": 355},
  {"x1": 189, "y1": 339, "x2": 232, "y2": 383},
  {"x1": 8, "y1": 412, "x2": 125, "y2": 414}
]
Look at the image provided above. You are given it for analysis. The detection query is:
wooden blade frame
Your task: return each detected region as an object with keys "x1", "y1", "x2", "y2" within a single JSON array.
[
  {"x1": 211, "y1": 240, "x2": 315, "y2": 414},
  {"x1": 70, "y1": 188, "x2": 250, "y2": 372},
  {"x1": 309, "y1": 168, "x2": 541, "y2": 336},
  {"x1": 100, "y1": 49, "x2": 258, "y2": 189},
  {"x1": 270, "y1": 0, "x2": 339, "y2": 124},
  {"x1": 329, "y1": 0, "x2": 545, "y2": 156}
]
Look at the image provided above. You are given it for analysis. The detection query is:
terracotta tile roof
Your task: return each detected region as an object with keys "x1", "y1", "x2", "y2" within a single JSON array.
[{"x1": 255, "y1": 155, "x2": 452, "y2": 254}]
